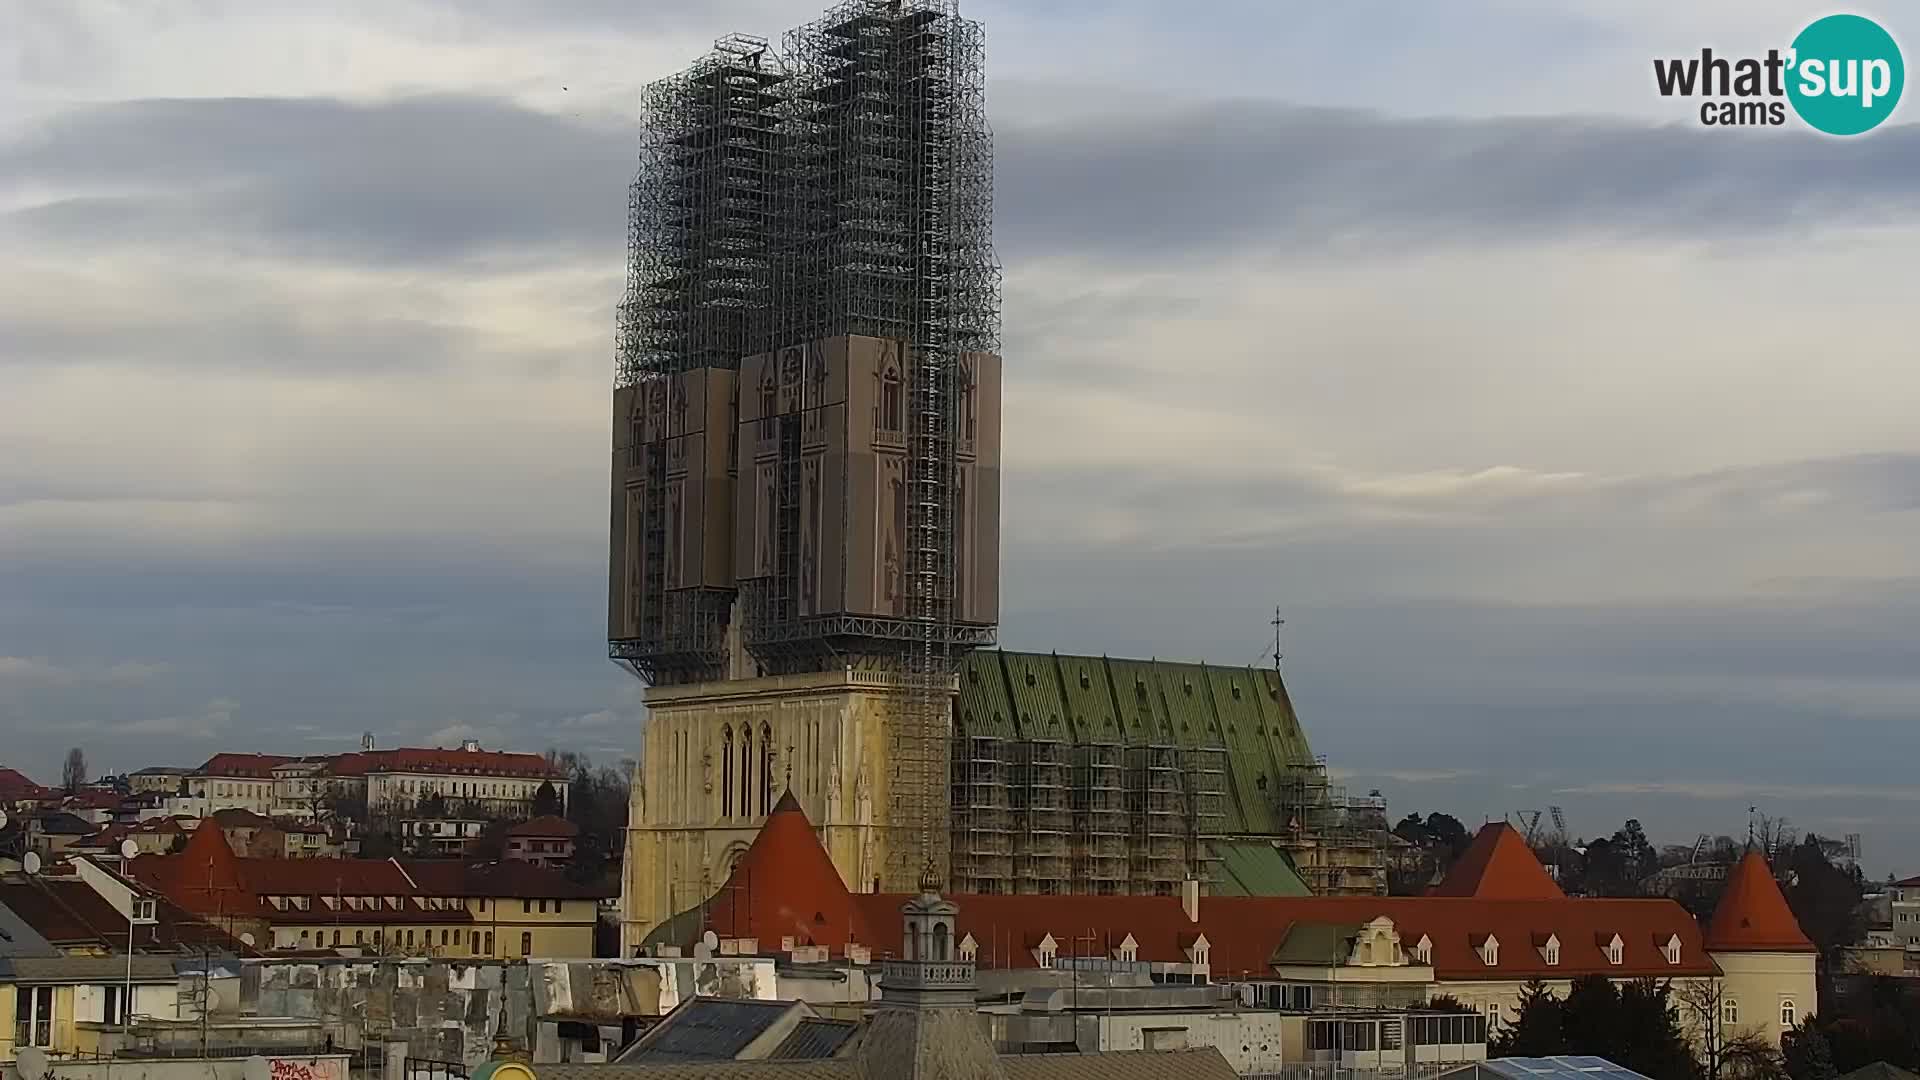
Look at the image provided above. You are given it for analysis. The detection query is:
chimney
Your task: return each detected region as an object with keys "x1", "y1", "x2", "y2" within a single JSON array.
[{"x1": 1181, "y1": 879, "x2": 1200, "y2": 923}]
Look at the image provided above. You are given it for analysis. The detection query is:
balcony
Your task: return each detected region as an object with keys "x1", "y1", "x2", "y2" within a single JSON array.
[{"x1": 880, "y1": 959, "x2": 976, "y2": 990}]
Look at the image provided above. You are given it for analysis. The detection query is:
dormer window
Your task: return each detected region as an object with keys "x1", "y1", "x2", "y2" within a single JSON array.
[
  {"x1": 1608, "y1": 937, "x2": 1624, "y2": 965},
  {"x1": 1662, "y1": 934, "x2": 1682, "y2": 965},
  {"x1": 1183, "y1": 934, "x2": 1211, "y2": 968},
  {"x1": 1536, "y1": 934, "x2": 1560, "y2": 967},
  {"x1": 1115, "y1": 933, "x2": 1139, "y2": 964},
  {"x1": 1034, "y1": 933, "x2": 1058, "y2": 969},
  {"x1": 1413, "y1": 935, "x2": 1432, "y2": 965},
  {"x1": 1476, "y1": 935, "x2": 1499, "y2": 967},
  {"x1": 958, "y1": 933, "x2": 978, "y2": 963}
]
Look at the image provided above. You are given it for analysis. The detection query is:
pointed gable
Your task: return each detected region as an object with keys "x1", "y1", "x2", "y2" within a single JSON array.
[
  {"x1": 702, "y1": 789, "x2": 874, "y2": 952},
  {"x1": 1431, "y1": 823, "x2": 1565, "y2": 900},
  {"x1": 133, "y1": 817, "x2": 254, "y2": 918},
  {"x1": 1705, "y1": 851, "x2": 1814, "y2": 953}
]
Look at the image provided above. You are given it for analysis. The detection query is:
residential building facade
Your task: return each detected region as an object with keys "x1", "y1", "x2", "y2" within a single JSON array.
[{"x1": 130, "y1": 821, "x2": 609, "y2": 960}]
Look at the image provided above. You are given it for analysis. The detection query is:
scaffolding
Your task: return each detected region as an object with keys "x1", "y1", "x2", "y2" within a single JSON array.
[
  {"x1": 1070, "y1": 743, "x2": 1128, "y2": 894},
  {"x1": 1014, "y1": 739, "x2": 1071, "y2": 895},
  {"x1": 774, "y1": 0, "x2": 997, "y2": 892},
  {"x1": 614, "y1": 34, "x2": 784, "y2": 684},
  {"x1": 950, "y1": 735, "x2": 1012, "y2": 892},
  {"x1": 1271, "y1": 756, "x2": 1389, "y2": 896},
  {"x1": 614, "y1": 0, "x2": 1001, "y2": 888}
]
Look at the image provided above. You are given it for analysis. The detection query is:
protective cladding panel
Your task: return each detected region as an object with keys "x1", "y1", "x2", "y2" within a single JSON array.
[
  {"x1": 609, "y1": 385, "x2": 640, "y2": 639},
  {"x1": 844, "y1": 335, "x2": 909, "y2": 619},
  {"x1": 954, "y1": 351, "x2": 1002, "y2": 626}
]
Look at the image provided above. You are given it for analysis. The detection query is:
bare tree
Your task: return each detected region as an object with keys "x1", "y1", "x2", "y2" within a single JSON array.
[
  {"x1": 1674, "y1": 977, "x2": 1730, "y2": 1080},
  {"x1": 1754, "y1": 813, "x2": 1797, "y2": 859},
  {"x1": 1720, "y1": 1033, "x2": 1787, "y2": 1080},
  {"x1": 62, "y1": 747, "x2": 88, "y2": 794}
]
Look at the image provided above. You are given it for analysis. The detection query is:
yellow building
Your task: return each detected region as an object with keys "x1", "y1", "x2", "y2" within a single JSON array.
[{"x1": 622, "y1": 668, "x2": 926, "y2": 953}]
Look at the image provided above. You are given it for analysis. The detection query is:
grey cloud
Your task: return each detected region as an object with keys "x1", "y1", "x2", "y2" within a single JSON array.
[
  {"x1": 7, "y1": 95, "x2": 1919, "y2": 271},
  {"x1": 994, "y1": 105, "x2": 1920, "y2": 261},
  {"x1": 1, "y1": 96, "x2": 634, "y2": 265}
]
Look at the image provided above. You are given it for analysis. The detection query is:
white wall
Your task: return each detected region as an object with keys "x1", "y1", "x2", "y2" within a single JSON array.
[
  {"x1": 1079, "y1": 1010, "x2": 1290, "y2": 1075},
  {"x1": 1714, "y1": 952, "x2": 1817, "y2": 1047}
]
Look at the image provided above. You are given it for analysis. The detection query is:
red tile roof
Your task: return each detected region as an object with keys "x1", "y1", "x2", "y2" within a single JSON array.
[
  {"x1": 195, "y1": 753, "x2": 297, "y2": 778},
  {"x1": 129, "y1": 820, "x2": 611, "y2": 931},
  {"x1": 0, "y1": 766, "x2": 52, "y2": 802},
  {"x1": 688, "y1": 796, "x2": 1737, "y2": 983},
  {"x1": 507, "y1": 815, "x2": 579, "y2": 838},
  {"x1": 0, "y1": 874, "x2": 250, "y2": 954},
  {"x1": 1705, "y1": 851, "x2": 1815, "y2": 953},
  {"x1": 1430, "y1": 823, "x2": 1565, "y2": 900},
  {"x1": 211, "y1": 808, "x2": 273, "y2": 828},
  {"x1": 325, "y1": 748, "x2": 560, "y2": 779},
  {"x1": 704, "y1": 790, "x2": 876, "y2": 951}
]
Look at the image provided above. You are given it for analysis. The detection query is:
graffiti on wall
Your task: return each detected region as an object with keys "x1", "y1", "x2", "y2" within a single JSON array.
[{"x1": 269, "y1": 1059, "x2": 345, "y2": 1080}]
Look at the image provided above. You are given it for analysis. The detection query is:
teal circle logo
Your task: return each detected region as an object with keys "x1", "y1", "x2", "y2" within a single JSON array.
[{"x1": 1787, "y1": 14, "x2": 1904, "y2": 135}]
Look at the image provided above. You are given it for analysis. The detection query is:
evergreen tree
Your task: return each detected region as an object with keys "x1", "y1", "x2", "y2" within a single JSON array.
[
  {"x1": 1781, "y1": 1021, "x2": 1837, "y2": 1080},
  {"x1": 533, "y1": 780, "x2": 562, "y2": 817},
  {"x1": 1493, "y1": 978, "x2": 1566, "y2": 1057}
]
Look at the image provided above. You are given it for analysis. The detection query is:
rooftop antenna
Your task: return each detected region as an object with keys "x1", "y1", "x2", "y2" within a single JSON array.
[{"x1": 1271, "y1": 607, "x2": 1285, "y2": 673}]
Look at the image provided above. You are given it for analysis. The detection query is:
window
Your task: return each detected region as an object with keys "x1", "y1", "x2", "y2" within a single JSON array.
[
  {"x1": 103, "y1": 985, "x2": 127, "y2": 1026},
  {"x1": 1544, "y1": 942, "x2": 1559, "y2": 965},
  {"x1": 1722, "y1": 999, "x2": 1739, "y2": 1026},
  {"x1": 739, "y1": 725, "x2": 754, "y2": 817},
  {"x1": 721, "y1": 725, "x2": 734, "y2": 818},
  {"x1": 442, "y1": 929, "x2": 451, "y2": 946},
  {"x1": 485, "y1": 932, "x2": 495, "y2": 955},
  {"x1": 1485, "y1": 1002, "x2": 1501, "y2": 1030},
  {"x1": 17, "y1": 986, "x2": 54, "y2": 1047},
  {"x1": 471, "y1": 932, "x2": 481, "y2": 953},
  {"x1": 333, "y1": 930, "x2": 342, "y2": 947},
  {"x1": 1664, "y1": 936, "x2": 1682, "y2": 965},
  {"x1": 300, "y1": 930, "x2": 311, "y2": 944},
  {"x1": 521, "y1": 932, "x2": 533, "y2": 957},
  {"x1": 1414, "y1": 936, "x2": 1432, "y2": 964},
  {"x1": 760, "y1": 722, "x2": 774, "y2": 814},
  {"x1": 524, "y1": 899, "x2": 532, "y2": 914},
  {"x1": 1781, "y1": 1000, "x2": 1796, "y2": 1027}
]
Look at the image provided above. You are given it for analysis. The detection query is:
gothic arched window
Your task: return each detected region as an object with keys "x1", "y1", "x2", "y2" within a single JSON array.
[
  {"x1": 720, "y1": 726, "x2": 733, "y2": 820},
  {"x1": 881, "y1": 367, "x2": 902, "y2": 432},
  {"x1": 739, "y1": 725, "x2": 754, "y2": 818},
  {"x1": 760, "y1": 722, "x2": 774, "y2": 814}
]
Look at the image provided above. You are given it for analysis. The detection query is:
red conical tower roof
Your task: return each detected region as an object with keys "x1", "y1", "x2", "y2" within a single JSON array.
[
  {"x1": 132, "y1": 817, "x2": 252, "y2": 918},
  {"x1": 1432, "y1": 822, "x2": 1565, "y2": 899},
  {"x1": 703, "y1": 790, "x2": 873, "y2": 952},
  {"x1": 1705, "y1": 851, "x2": 1814, "y2": 952}
]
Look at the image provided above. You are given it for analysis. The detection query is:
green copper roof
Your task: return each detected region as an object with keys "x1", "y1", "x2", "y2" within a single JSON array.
[
  {"x1": 955, "y1": 650, "x2": 1320, "y2": 838},
  {"x1": 1212, "y1": 839, "x2": 1312, "y2": 898}
]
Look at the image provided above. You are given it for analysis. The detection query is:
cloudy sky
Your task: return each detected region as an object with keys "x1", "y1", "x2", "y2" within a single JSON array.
[{"x1": 4, "y1": 1, "x2": 1918, "y2": 870}]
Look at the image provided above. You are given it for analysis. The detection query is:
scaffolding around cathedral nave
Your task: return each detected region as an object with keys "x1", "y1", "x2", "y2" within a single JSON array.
[{"x1": 949, "y1": 734, "x2": 1227, "y2": 896}]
